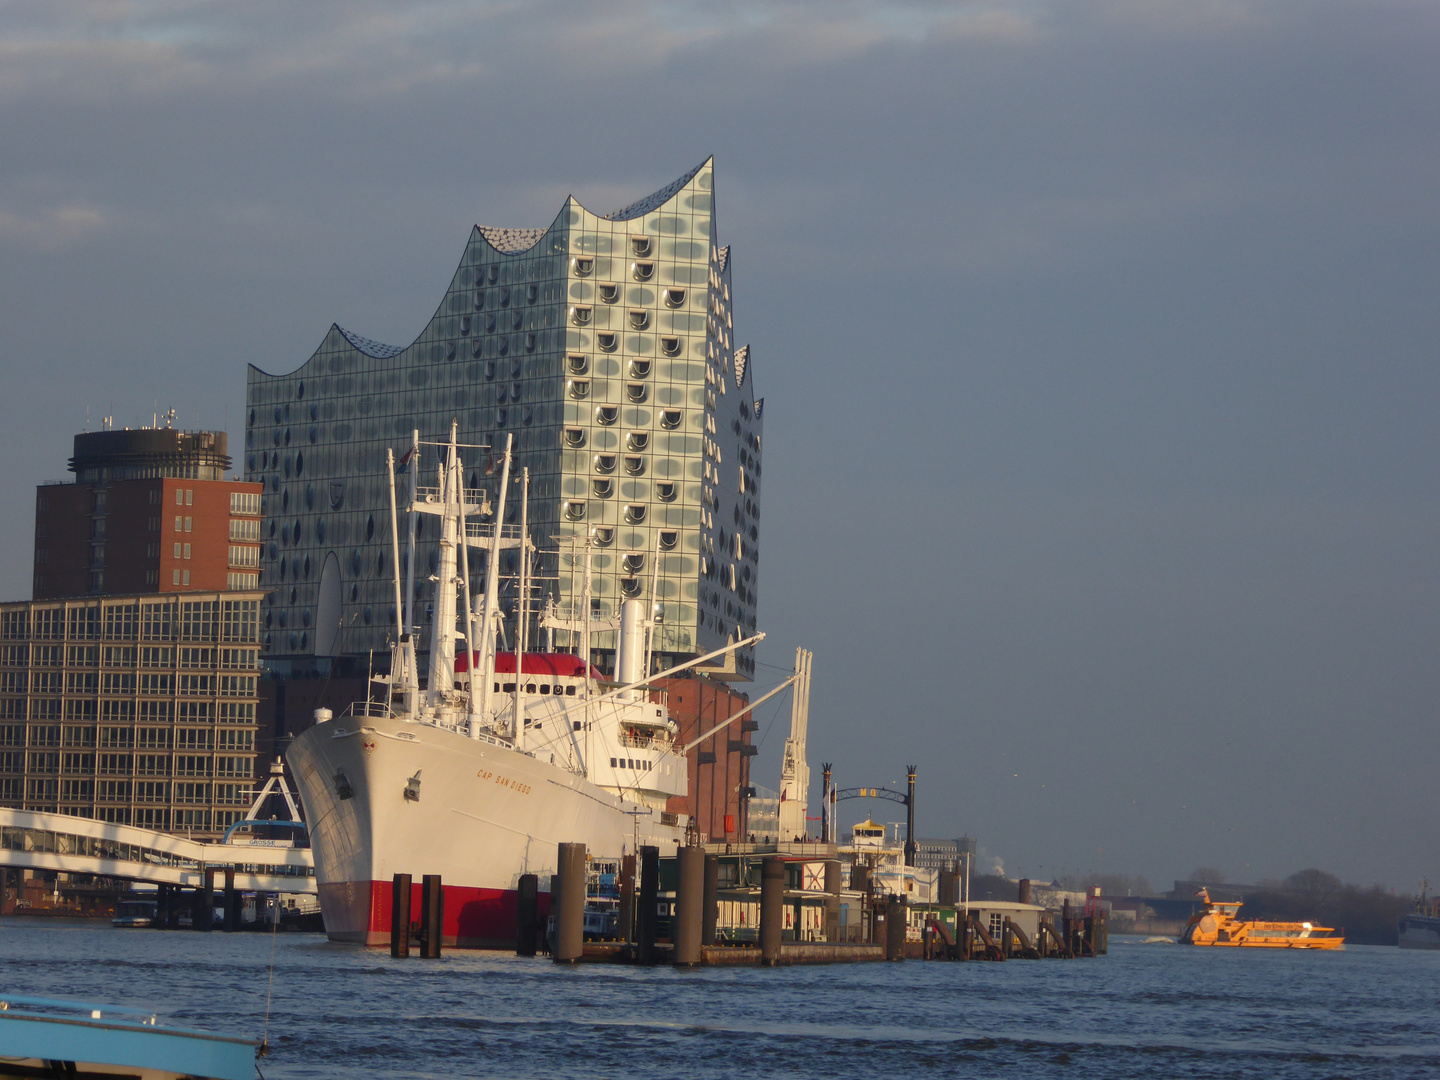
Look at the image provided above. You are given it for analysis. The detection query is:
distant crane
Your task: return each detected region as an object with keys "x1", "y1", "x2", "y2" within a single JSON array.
[{"x1": 777, "y1": 647, "x2": 813, "y2": 839}]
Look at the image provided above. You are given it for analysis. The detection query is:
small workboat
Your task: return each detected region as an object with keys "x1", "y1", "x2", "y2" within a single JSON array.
[
  {"x1": 0, "y1": 994, "x2": 257, "y2": 1079},
  {"x1": 1180, "y1": 889, "x2": 1343, "y2": 949}
]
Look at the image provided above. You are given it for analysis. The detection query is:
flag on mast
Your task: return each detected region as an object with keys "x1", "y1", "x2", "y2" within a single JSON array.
[{"x1": 395, "y1": 446, "x2": 414, "y2": 475}]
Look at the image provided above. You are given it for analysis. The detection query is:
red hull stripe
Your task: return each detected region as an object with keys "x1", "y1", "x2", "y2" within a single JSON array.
[{"x1": 362, "y1": 880, "x2": 552, "y2": 948}]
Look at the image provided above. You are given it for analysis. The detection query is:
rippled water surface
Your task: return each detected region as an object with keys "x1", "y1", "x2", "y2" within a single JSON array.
[{"x1": 3, "y1": 921, "x2": 1439, "y2": 1078}]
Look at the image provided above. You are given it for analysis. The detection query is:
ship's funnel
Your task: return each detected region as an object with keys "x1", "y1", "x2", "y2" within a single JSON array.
[{"x1": 616, "y1": 599, "x2": 646, "y2": 699}]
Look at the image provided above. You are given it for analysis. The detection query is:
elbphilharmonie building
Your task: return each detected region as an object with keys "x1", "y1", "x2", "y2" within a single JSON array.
[{"x1": 245, "y1": 159, "x2": 762, "y2": 681}]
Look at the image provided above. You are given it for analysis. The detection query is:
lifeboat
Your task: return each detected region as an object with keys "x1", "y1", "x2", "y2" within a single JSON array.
[{"x1": 1180, "y1": 888, "x2": 1344, "y2": 949}]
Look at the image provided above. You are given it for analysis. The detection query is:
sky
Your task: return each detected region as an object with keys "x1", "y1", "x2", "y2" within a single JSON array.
[{"x1": 0, "y1": 0, "x2": 1434, "y2": 891}]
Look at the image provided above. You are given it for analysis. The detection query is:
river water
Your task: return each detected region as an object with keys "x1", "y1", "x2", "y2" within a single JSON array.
[{"x1": 2, "y1": 921, "x2": 1438, "y2": 1078}]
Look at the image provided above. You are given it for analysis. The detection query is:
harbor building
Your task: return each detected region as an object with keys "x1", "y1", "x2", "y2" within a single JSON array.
[
  {"x1": 244, "y1": 158, "x2": 763, "y2": 681},
  {"x1": 33, "y1": 427, "x2": 262, "y2": 600},
  {"x1": 0, "y1": 591, "x2": 264, "y2": 837}
]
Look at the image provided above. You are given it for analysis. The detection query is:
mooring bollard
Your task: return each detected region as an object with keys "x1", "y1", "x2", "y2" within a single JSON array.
[
  {"x1": 672, "y1": 846, "x2": 704, "y2": 966},
  {"x1": 553, "y1": 843, "x2": 586, "y2": 963},
  {"x1": 824, "y1": 860, "x2": 842, "y2": 942},
  {"x1": 420, "y1": 874, "x2": 444, "y2": 958},
  {"x1": 701, "y1": 853, "x2": 719, "y2": 947},
  {"x1": 390, "y1": 874, "x2": 412, "y2": 958},
  {"x1": 759, "y1": 856, "x2": 785, "y2": 966},
  {"x1": 516, "y1": 873, "x2": 539, "y2": 957},
  {"x1": 885, "y1": 895, "x2": 907, "y2": 961},
  {"x1": 637, "y1": 845, "x2": 660, "y2": 965}
]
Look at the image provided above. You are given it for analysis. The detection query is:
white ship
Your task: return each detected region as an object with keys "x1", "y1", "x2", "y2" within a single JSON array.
[{"x1": 286, "y1": 428, "x2": 759, "y2": 947}]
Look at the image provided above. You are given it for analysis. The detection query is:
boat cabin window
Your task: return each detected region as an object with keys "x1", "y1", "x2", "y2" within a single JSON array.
[
  {"x1": 503, "y1": 682, "x2": 515, "y2": 693},
  {"x1": 539, "y1": 684, "x2": 550, "y2": 694},
  {"x1": 565, "y1": 686, "x2": 576, "y2": 696}
]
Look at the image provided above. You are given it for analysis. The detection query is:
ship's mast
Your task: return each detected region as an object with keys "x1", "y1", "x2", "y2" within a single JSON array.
[
  {"x1": 385, "y1": 448, "x2": 418, "y2": 716},
  {"x1": 404, "y1": 429, "x2": 418, "y2": 636},
  {"x1": 472, "y1": 433, "x2": 513, "y2": 734},
  {"x1": 511, "y1": 467, "x2": 529, "y2": 745},
  {"x1": 424, "y1": 422, "x2": 465, "y2": 710}
]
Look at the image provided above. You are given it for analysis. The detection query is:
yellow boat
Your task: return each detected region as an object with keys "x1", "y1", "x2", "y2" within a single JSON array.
[{"x1": 1180, "y1": 889, "x2": 1344, "y2": 949}]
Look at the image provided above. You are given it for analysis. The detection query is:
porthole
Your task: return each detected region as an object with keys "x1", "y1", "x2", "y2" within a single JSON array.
[
  {"x1": 626, "y1": 383, "x2": 648, "y2": 404},
  {"x1": 592, "y1": 478, "x2": 613, "y2": 498},
  {"x1": 599, "y1": 283, "x2": 619, "y2": 304},
  {"x1": 628, "y1": 310, "x2": 649, "y2": 330},
  {"x1": 572, "y1": 257, "x2": 594, "y2": 277},
  {"x1": 594, "y1": 454, "x2": 616, "y2": 474},
  {"x1": 660, "y1": 410, "x2": 682, "y2": 430},
  {"x1": 656, "y1": 482, "x2": 676, "y2": 502},
  {"x1": 660, "y1": 337, "x2": 681, "y2": 356},
  {"x1": 597, "y1": 406, "x2": 618, "y2": 425},
  {"x1": 593, "y1": 527, "x2": 614, "y2": 546},
  {"x1": 567, "y1": 354, "x2": 589, "y2": 375},
  {"x1": 597, "y1": 332, "x2": 617, "y2": 352},
  {"x1": 658, "y1": 531, "x2": 677, "y2": 550},
  {"x1": 664, "y1": 289, "x2": 685, "y2": 308},
  {"x1": 564, "y1": 502, "x2": 586, "y2": 521},
  {"x1": 624, "y1": 504, "x2": 647, "y2": 524},
  {"x1": 568, "y1": 379, "x2": 591, "y2": 399},
  {"x1": 623, "y1": 455, "x2": 644, "y2": 476},
  {"x1": 461, "y1": 315, "x2": 472, "y2": 335},
  {"x1": 629, "y1": 359, "x2": 651, "y2": 379},
  {"x1": 626, "y1": 431, "x2": 649, "y2": 452},
  {"x1": 564, "y1": 428, "x2": 586, "y2": 449},
  {"x1": 570, "y1": 306, "x2": 592, "y2": 326},
  {"x1": 632, "y1": 261, "x2": 654, "y2": 281},
  {"x1": 631, "y1": 236, "x2": 651, "y2": 257}
]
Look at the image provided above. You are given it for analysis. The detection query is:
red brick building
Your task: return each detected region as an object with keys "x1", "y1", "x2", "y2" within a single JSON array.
[
  {"x1": 33, "y1": 429, "x2": 261, "y2": 600},
  {"x1": 654, "y1": 673, "x2": 756, "y2": 842}
]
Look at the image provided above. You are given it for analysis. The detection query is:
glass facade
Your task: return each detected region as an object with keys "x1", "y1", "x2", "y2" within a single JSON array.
[{"x1": 245, "y1": 159, "x2": 762, "y2": 678}]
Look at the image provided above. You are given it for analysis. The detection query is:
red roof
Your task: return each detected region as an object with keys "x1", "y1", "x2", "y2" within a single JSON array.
[{"x1": 454, "y1": 651, "x2": 607, "y2": 681}]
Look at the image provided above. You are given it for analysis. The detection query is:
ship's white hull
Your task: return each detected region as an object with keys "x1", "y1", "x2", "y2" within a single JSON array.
[{"x1": 287, "y1": 714, "x2": 684, "y2": 947}]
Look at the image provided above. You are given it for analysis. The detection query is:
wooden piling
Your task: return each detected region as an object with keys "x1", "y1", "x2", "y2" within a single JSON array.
[
  {"x1": 884, "y1": 896, "x2": 906, "y2": 961},
  {"x1": 823, "y1": 860, "x2": 842, "y2": 942},
  {"x1": 758, "y1": 856, "x2": 785, "y2": 966},
  {"x1": 390, "y1": 873, "x2": 412, "y2": 957},
  {"x1": 619, "y1": 853, "x2": 637, "y2": 943},
  {"x1": 223, "y1": 867, "x2": 239, "y2": 932},
  {"x1": 672, "y1": 846, "x2": 704, "y2": 966},
  {"x1": 516, "y1": 873, "x2": 539, "y2": 957},
  {"x1": 199, "y1": 868, "x2": 214, "y2": 931},
  {"x1": 420, "y1": 874, "x2": 444, "y2": 958},
  {"x1": 554, "y1": 844, "x2": 586, "y2": 963},
  {"x1": 637, "y1": 845, "x2": 659, "y2": 965},
  {"x1": 701, "y1": 854, "x2": 719, "y2": 947}
]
